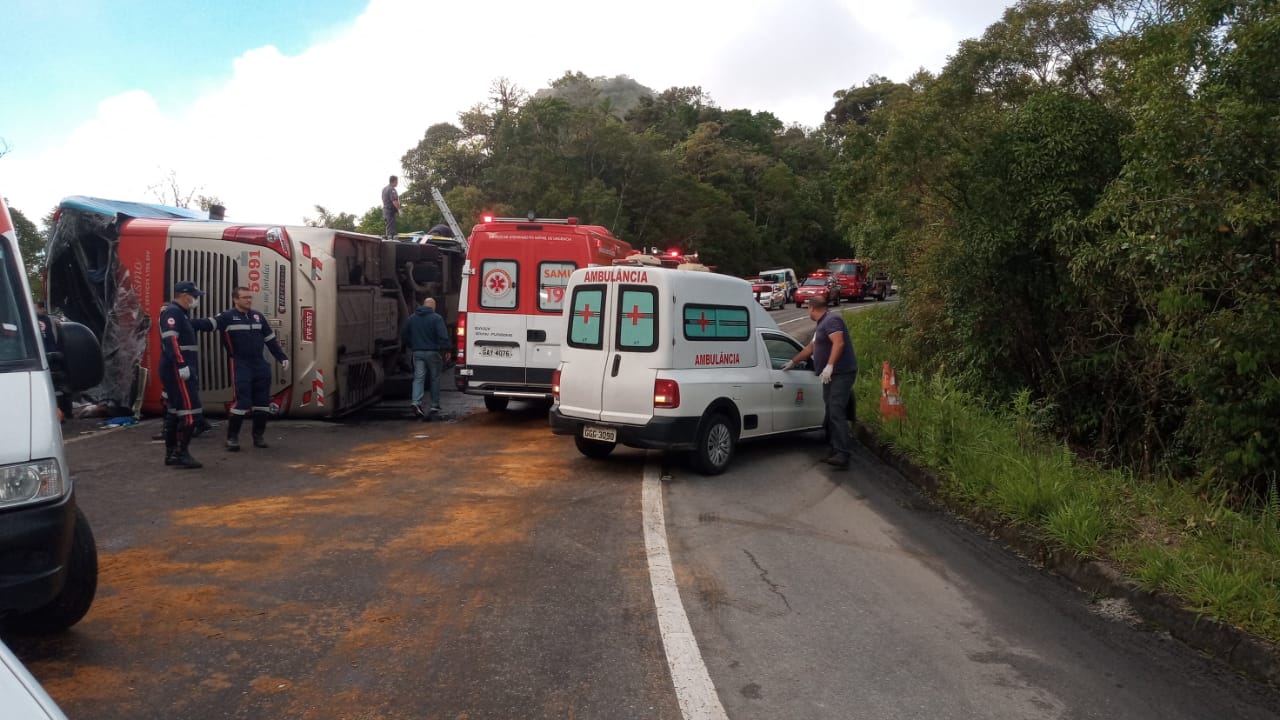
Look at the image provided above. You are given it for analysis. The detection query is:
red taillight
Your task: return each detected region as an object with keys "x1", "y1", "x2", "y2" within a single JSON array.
[
  {"x1": 667, "y1": 249, "x2": 680, "y2": 257},
  {"x1": 552, "y1": 369, "x2": 561, "y2": 400},
  {"x1": 456, "y1": 311, "x2": 467, "y2": 363},
  {"x1": 654, "y1": 379, "x2": 680, "y2": 408},
  {"x1": 222, "y1": 226, "x2": 292, "y2": 259}
]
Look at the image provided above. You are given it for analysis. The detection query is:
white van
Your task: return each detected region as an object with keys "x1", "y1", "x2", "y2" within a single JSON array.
[
  {"x1": 759, "y1": 268, "x2": 799, "y2": 306},
  {"x1": 549, "y1": 266, "x2": 827, "y2": 474},
  {"x1": 1, "y1": 194, "x2": 102, "y2": 634}
]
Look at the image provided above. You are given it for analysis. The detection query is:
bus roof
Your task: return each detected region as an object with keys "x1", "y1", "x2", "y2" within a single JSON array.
[{"x1": 57, "y1": 196, "x2": 210, "y2": 221}]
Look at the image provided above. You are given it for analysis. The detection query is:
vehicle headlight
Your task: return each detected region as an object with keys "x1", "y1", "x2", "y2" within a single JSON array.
[{"x1": 0, "y1": 460, "x2": 65, "y2": 508}]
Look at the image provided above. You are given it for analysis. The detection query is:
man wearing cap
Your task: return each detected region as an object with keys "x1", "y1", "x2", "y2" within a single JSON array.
[
  {"x1": 158, "y1": 281, "x2": 212, "y2": 468},
  {"x1": 208, "y1": 286, "x2": 290, "y2": 450}
]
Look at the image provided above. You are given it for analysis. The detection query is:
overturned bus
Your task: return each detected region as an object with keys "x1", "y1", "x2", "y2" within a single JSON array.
[{"x1": 44, "y1": 197, "x2": 463, "y2": 418}]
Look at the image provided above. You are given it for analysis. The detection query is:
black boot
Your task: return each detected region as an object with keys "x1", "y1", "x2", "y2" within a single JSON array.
[
  {"x1": 172, "y1": 426, "x2": 203, "y2": 469},
  {"x1": 251, "y1": 412, "x2": 269, "y2": 448},
  {"x1": 163, "y1": 413, "x2": 179, "y2": 466},
  {"x1": 226, "y1": 415, "x2": 244, "y2": 451}
]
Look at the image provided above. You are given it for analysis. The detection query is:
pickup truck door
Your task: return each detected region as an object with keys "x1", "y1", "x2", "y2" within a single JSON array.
[{"x1": 761, "y1": 331, "x2": 824, "y2": 432}]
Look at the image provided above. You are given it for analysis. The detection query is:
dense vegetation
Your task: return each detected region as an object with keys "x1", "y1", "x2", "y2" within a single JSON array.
[{"x1": 350, "y1": 0, "x2": 1276, "y2": 503}]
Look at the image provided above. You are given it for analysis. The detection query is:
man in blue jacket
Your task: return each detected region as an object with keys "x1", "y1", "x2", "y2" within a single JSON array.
[
  {"x1": 209, "y1": 286, "x2": 290, "y2": 450},
  {"x1": 158, "y1": 281, "x2": 211, "y2": 468},
  {"x1": 401, "y1": 296, "x2": 451, "y2": 418}
]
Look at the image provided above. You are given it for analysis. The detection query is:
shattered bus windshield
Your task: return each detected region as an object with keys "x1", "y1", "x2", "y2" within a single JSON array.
[{"x1": 0, "y1": 241, "x2": 40, "y2": 369}]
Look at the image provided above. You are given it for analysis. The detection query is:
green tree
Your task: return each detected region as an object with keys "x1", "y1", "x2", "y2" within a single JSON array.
[{"x1": 7, "y1": 204, "x2": 45, "y2": 299}]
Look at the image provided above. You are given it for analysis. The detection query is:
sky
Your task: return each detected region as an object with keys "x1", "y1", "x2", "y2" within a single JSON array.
[{"x1": 0, "y1": 0, "x2": 1014, "y2": 228}]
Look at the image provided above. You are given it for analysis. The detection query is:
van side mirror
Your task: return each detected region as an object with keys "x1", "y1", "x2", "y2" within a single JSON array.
[{"x1": 49, "y1": 321, "x2": 104, "y2": 392}]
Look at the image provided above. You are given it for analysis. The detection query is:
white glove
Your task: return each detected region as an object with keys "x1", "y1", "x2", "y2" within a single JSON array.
[
  {"x1": 179, "y1": 366, "x2": 191, "y2": 380},
  {"x1": 280, "y1": 359, "x2": 290, "y2": 373},
  {"x1": 820, "y1": 364, "x2": 834, "y2": 384},
  {"x1": 781, "y1": 360, "x2": 795, "y2": 371}
]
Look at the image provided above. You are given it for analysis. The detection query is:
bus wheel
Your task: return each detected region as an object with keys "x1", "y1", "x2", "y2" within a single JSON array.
[{"x1": 484, "y1": 396, "x2": 510, "y2": 412}]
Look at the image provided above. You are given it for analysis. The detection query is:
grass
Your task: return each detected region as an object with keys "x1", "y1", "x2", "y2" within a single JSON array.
[{"x1": 845, "y1": 304, "x2": 1280, "y2": 644}]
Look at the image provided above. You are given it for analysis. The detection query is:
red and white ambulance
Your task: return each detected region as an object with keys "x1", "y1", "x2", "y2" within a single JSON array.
[{"x1": 454, "y1": 215, "x2": 632, "y2": 411}]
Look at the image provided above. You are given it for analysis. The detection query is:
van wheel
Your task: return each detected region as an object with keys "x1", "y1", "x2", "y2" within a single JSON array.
[
  {"x1": 692, "y1": 413, "x2": 736, "y2": 475},
  {"x1": 10, "y1": 508, "x2": 98, "y2": 635},
  {"x1": 575, "y1": 433, "x2": 616, "y2": 459},
  {"x1": 484, "y1": 396, "x2": 509, "y2": 412}
]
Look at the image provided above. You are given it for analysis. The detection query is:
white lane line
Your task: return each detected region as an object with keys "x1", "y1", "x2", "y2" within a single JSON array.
[
  {"x1": 643, "y1": 459, "x2": 729, "y2": 720},
  {"x1": 778, "y1": 316, "x2": 807, "y2": 326}
]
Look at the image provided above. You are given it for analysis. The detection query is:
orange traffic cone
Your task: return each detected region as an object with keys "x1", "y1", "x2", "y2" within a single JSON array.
[{"x1": 880, "y1": 360, "x2": 906, "y2": 420}]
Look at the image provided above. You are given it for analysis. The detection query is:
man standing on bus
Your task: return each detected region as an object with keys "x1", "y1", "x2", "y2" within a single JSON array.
[
  {"x1": 159, "y1": 281, "x2": 209, "y2": 469},
  {"x1": 209, "y1": 287, "x2": 290, "y2": 450},
  {"x1": 382, "y1": 175, "x2": 401, "y2": 240}
]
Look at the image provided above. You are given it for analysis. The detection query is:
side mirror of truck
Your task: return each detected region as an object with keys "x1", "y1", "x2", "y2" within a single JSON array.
[{"x1": 49, "y1": 321, "x2": 104, "y2": 392}]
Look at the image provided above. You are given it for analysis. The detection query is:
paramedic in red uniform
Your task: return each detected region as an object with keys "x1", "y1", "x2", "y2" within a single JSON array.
[
  {"x1": 158, "y1": 281, "x2": 211, "y2": 469},
  {"x1": 210, "y1": 286, "x2": 289, "y2": 451}
]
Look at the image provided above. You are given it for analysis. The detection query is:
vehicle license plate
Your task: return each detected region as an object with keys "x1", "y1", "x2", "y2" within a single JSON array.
[
  {"x1": 479, "y1": 346, "x2": 514, "y2": 358},
  {"x1": 583, "y1": 425, "x2": 617, "y2": 443}
]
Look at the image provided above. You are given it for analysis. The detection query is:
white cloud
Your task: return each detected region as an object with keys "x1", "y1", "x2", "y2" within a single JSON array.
[{"x1": 2, "y1": 0, "x2": 1011, "y2": 227}]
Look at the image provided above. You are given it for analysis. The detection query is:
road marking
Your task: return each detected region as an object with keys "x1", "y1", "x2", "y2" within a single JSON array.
[
  {"x1": 779, "y1": 316, "x2": 807, "y2": 326},
  {"x1": 643, "y1": 459, "x2": 729, "y2": 720}
]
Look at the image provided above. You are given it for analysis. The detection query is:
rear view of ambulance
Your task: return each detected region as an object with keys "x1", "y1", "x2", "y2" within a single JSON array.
[
  {"x1": 455, "y1": 216, "x2": 632, "y2": 411},
  {"x1": 550, "y1": 266, "x2": 827, "y2": 474}
]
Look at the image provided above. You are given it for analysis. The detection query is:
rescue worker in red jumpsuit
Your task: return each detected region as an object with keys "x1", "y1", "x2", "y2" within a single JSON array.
[
  {"x1": 209, "y1": 286, "x2": 289, "y2": 451},
  {"x1": 158, "y1": 281, "x2": 211, "y2": 469}
]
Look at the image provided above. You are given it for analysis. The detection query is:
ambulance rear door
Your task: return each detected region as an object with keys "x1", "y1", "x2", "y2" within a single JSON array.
[
  {"x1": 469, "y1": 256, "x2": 528, "y2": 383},
  {"x1": 598, "y1": 278, "x2": 661, "y2": 426}
]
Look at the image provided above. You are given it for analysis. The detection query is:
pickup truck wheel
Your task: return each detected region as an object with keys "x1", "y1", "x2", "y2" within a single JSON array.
[
  {"x1": 484, "y1": 396, "x2": 509, "y2": 412},
  {"x1": 574, "y1": 433, "x2": 616, "y2": 459},
  {"x1": 10, "y1": 508, "x2": 98, "y2": 635},
  {"x1": 692, "y1": 413, "x2": 736, "y2": 475}
]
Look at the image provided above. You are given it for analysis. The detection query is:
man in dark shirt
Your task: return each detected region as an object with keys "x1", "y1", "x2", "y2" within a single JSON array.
[
  {"x1": 382, "y1": 175, "x2": 401, "y2": 240},
  {"x1": 158, "y1": 281, "x2": 211, "y2": 468},
  {"x1": 34, "y1": 301, "x2": 58, "y2": 352},
  {"x1": 208, "y1": 287, "x2": 290, "y2": 450},
  {"x1": 784, "y1": 295, "x2": 859, "y2": 469},
  {"x1": 401, "y1": 296, "x2": 451, "y2": 418}
]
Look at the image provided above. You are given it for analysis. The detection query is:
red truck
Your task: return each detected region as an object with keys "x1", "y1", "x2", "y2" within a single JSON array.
[{"x1": 825, "y1": 258, "x2": 890, "y2": 302}]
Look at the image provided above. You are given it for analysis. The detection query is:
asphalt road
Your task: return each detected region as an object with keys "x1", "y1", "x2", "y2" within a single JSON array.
[{"x1": 7, "y1": 294, "x2": 1279, "y2": 719}]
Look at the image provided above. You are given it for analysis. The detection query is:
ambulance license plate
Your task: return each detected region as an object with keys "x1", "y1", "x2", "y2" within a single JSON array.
[{"x1": 583, "y1": 425, "x2": 617, "y2": 443}]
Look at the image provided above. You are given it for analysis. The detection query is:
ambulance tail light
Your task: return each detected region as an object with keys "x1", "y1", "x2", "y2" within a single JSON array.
[
  {"x1": 456, "y1": 311, "x2": 467, "y2": 363},
  {"x1": 223, "y1": 226, "x2": 292, "y2": 259},
  {"x1": 654, "y1": 379, "x2": 680, "y2": 409},
  {"x1": 552, "y1": 369, "x2": 561, "y2": 400}
]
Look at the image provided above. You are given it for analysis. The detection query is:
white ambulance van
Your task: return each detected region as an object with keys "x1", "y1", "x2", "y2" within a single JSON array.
[
  {"x1": 549, "y1": 266, "x2": 828, "y2": 474},
  {"x1": 455, "y1": 216, "x2": 632, "y2": 411},
  {"x1": 1, "y1": 193, "x2": 103, "y2": 636}
]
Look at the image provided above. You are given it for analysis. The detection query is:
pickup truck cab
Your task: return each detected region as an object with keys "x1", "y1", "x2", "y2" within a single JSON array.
[
  {"x1": 1, "y1": 193, "x2": 103, "y2": 635},
  {"x1": 549, "y1": 266, "x2": 826, "y2": 474}
]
